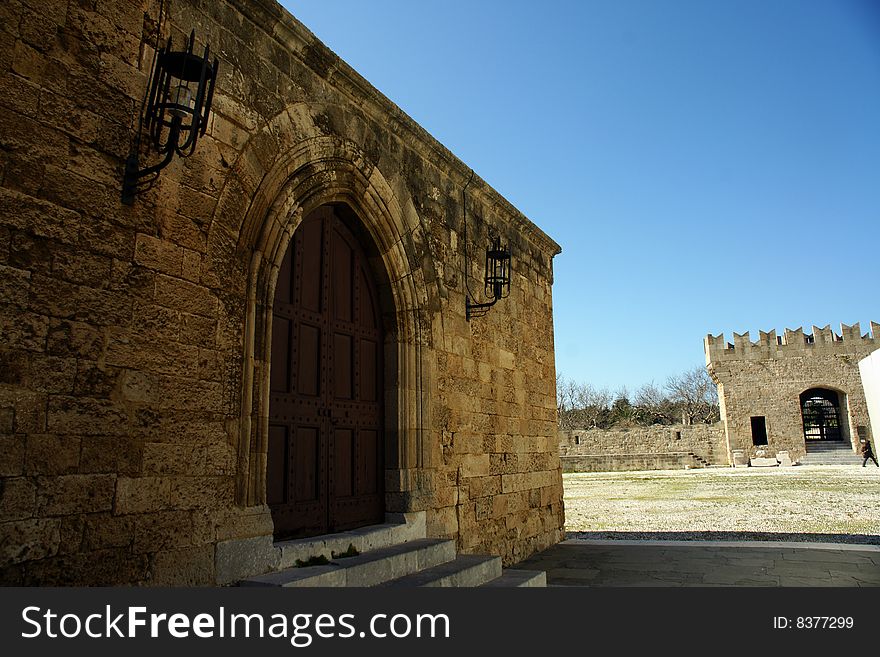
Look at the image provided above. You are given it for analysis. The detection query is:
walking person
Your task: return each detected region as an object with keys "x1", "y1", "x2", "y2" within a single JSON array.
[{"x1": 861, "y1": 439, "x2": 879, "y2": 467}]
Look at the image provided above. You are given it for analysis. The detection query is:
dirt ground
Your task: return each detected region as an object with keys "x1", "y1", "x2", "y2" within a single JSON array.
[{"x1": 563, "y1": 464, "x2": 880, "y2": 542}]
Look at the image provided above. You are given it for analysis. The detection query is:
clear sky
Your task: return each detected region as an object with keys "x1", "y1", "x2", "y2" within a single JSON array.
[{"x1": 281, "y1": 0, "x2": 880, "y2": 391}]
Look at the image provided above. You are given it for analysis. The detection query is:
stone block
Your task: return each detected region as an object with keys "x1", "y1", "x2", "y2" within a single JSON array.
[
  {"x1": 36, "y1": 474, "x2": 115, "y2": 515},
  {"x1": 169, "y1": 476, "x2": 234, "y2": 509},
  {"x1": 83, "y1": 513, "x2": 133, "y2": 550},
  {"x1": 0, "y1": 477, "x2": 37, "y2": 521},
  {"x1": 25, "y1": 434, "x2": 81, "y2": 475},
  {"x1": 114, "y1": 476, "x2": 171, "y2": 515},
  {"x1": 0, "y1": 518, "x2": 61, "y2": 565},
  {"x1": 0, "y1": 434, "x2": 25, "y2": 476},
  {"x1": 132, "y1": 510, "x2": 213, "y2": 554},
  {"x1": 46, "y1": 319, "x2": 103, "y2": 359},
  {"x1": 178, "y1": 313, "x2": 216, "y2": 348},
  {"x1": 149, "y1": 544, "x2": 216, "y2": 586},
  {"x1": 0, "y1": 264, "x2": 31, "y2": 307},
  {"x1": 134, "y1": 233, "x2": 184, "y2": 276},
  {"x1": 215, "y1": 535, "x2": 280, "y2": 584},
  {"x1": 0, "y1": 309, "x2": 48, "y2": 352},
  {"x1": 47, "y1": 396, "x2": 127, "y2": 435},
  {"x1": 154, "y1": 274, "x2": 218, "y2": 317},
  {"x1": 459, "y1": 454, "x2": 489, "y2": 478}
]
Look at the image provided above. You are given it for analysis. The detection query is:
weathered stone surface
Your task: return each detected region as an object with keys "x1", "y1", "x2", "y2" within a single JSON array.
[
  {"x1": 215, "y1": 535, "x2": 280, "y2": 585},
  {"x1": 0, "y1": 434, "x2": 25, "y2": 476},
  {"x1": 0, "y1": 518, "x2": 61, "y2": 565},
  {"x1": 0, "y1": 0, "x2": 564, "y2": 584},
  {"x1": 706, "y1": 324, "x2": 877, "y2": 462},
  {"x1": 35, "y1": 474, "x2": 115, "y2": 516},
  {"x1": 0, "y1": 477, "x2": 36, "y2": 521},
  {"x1": 115, "y1": 477, "x2": 172, "y2": 515},
  {"x1": 25, "y1": 434, "x2": 81, "y2": 475},
  {"x1": 149, "y1": 544, "x2": 216, "y2": 586}
]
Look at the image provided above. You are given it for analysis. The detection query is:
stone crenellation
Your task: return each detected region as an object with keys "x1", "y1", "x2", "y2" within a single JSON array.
[
  {"x1": 705, "y1": 322, "x2": 879, "y2": 364},
  {"x1": 705, "y1": 321, "x2": 878, "y2": 464}
]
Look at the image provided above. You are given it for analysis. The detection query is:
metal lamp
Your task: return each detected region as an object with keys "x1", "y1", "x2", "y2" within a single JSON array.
[
  {"x1": 122, "y1": 30, "x2": 218, "y2": 205},
  {"x1": 466, "y1": 236, "x2": 511, "y2": 320}
]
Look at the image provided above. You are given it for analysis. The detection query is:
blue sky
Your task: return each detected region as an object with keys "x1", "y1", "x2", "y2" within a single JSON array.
[{"x1": 282, "y1": 0, "x2": 880, "y2": 391}]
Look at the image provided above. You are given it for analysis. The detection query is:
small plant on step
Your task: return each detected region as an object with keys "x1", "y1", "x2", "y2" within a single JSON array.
[
  {"x1": 331, "y1": 543, "x2": 360, "y2": 559},
  {"x1": 295, "y1": 554, "x2": 330, "y2": 567}
]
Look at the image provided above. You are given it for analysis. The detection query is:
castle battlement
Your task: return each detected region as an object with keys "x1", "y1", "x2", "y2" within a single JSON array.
[{"x1": 705, "y1": 322, "x2": 880, "y2": 364}]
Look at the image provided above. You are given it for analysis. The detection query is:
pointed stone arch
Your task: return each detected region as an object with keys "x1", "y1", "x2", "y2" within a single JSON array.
[{"x1": 205, "y1": 105, "x2": 438, "y2": 516}]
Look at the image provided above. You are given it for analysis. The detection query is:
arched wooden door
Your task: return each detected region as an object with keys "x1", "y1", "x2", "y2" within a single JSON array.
[{"x1": 267, "y1": 205, "x2": 384, "y2": 539}]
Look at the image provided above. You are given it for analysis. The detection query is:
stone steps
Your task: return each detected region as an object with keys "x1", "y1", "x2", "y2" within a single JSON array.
[
  {"x1": 481, "y1": 569, "x2": 547, "y2": 587},
  {"x1": 240, "y1": 538, "x2": 456, "y2": 587},
  {"x1": 800, "y1": 441, "x2": 862, "y2": 466},
  {"x1": 379, "y1": 554, "x2": 502, "y2": 587},
  {"x1": 273, "y1": 512, "x2": 427, "y2": 570},
  {"x1": 237, "y1": 526, "x2": 547, "y2": 588}
]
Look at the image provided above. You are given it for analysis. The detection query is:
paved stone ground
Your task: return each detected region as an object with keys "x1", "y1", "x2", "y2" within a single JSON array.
[
  {"x1": 514, "y1": 465, "x2": 880, "y2": 586},
  {"x1": 516, "y1": 540, "x2": 880, "y2": 586}
]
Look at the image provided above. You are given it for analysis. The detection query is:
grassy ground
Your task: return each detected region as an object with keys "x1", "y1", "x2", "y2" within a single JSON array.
[{"x1": 563, "y1": 464, "x2": 880, "y2": 543}]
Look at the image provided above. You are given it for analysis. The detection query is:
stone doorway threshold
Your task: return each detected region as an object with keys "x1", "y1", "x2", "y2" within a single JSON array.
[{"x1": 273, "y1": 511, "x2": 427, "y2": 569}]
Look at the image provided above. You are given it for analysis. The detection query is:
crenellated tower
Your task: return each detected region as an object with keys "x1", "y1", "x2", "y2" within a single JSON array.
[{"x1": 704, "y1": 322, "x2": 879, "y2": 465}]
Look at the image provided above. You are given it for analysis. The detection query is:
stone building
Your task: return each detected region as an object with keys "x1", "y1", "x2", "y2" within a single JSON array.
[
  {"x1": 0, "y1": 0, "x2": 564, "y2": 585},
  {"x1": 705, "y1": 323, "x2": 879, "y2": 464}
]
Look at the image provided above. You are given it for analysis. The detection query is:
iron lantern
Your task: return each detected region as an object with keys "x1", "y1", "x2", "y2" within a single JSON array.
[
  {"x1": 122, "y1": 30, "x2": 218, "y2": 205},
  {"x1": 466, "y1": 236, "x2": 511, "y2": 320}
]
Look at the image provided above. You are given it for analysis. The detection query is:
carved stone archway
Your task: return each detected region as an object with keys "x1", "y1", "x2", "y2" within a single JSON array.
[{"x1": 207, "y1": 120, "x2": 437, "y2": 521}]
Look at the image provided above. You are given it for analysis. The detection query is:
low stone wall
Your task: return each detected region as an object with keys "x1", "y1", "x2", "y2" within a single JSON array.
[
  {"x1": 558, "y1": 423, "x2": 728, "y2": 472},
  {"x1": 561, "y1": 452, "x2": 701, "y2": 473}
]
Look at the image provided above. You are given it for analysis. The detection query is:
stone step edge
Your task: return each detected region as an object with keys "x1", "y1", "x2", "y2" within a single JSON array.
[
  {"x1": 273, "y1": 511, "x2": 427, "y2": 570},
  {"x1": 377, "y1": 554, "x2": 502, "y2": 588},
  {"x1": 239, "y1": 538, "x2": 456, "y2": 588},
  {"x1": 481, "y1": 569, "x2": 547, "y2": 587}
]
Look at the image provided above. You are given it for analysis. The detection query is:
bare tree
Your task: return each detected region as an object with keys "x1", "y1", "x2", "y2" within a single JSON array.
[
  {"x1": 665, "y1": 366, "x2": 720, "y2": 424},
  {"x1": 633, "y1": 382, "x2": 676, "y2": 425},
  {"x1": 556, "y1": 374, "x2": 612, "y2": 430}
]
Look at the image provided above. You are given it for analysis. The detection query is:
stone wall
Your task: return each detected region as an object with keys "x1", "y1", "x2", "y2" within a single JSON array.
[
  {"x1": 558, "y1": 423, "x2": 727, "y2": 472},
  {"x1": 0, "y1": 0, "x2": 564, "y2": 584},
  {"x1": 705, "y1": 324, "x2": 878, "y2": 462}
]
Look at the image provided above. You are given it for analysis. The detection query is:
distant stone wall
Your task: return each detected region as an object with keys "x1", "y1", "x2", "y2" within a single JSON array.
[
  {"x1": 561, "y1": 452, "x2": 702, "y2": 473},
  {"x1": 706, "y1": 323, "x2": 878, "y2": 462},
  {"x1": 558, "y1": 423, "x2": 727, "y2": 472}
]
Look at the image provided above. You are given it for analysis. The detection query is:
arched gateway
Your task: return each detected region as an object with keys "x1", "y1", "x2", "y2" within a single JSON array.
[
  {"x1": 800, "y1": 388, "x2": 842, "y2": 443},
  {"x1": 268, "y1": 205, "x2": 385, "y2": 539}
]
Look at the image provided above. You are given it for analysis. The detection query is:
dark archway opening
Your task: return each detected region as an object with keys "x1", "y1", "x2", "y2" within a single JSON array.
[
  {"x1": 267, "y1": 204, "x2": 386, "y2": 539},
  {"x1": 800, "y1": 388, "x2": 842, "y2": 442}
]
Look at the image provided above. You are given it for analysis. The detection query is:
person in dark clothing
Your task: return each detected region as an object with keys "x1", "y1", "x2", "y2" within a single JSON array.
[{"x1": 861, "y1": 440, "x2": 879, "y2": 467}]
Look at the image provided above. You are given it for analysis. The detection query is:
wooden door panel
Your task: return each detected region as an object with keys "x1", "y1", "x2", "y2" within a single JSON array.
[
  {"x1": 266, "y1": 425, "x2": 287, "y2": 505},
  {"x1": 270, "y1": 317, "x2": 290, "y2": 392},
  {"x1": 298, "y1": 219, "x2": 323, "y2": 314},
  {"x1": 358, "y1": 430, "x2": 379, "y2": 495},
  {"x1": 332, "y1": 428, "x2": 354, "y2": 498},
  {"x1": 295, "y1": 323, "x2": 321, "y2": 397},
  {"x1": 268, "y1": 205, "x2": 383, "y2": 539},
  {"x1": 333, "y1": 333, "x2": 354, "y2": 399},
  {"x1": 292, "y1": 425, "x2": 320, "y2": 501}
]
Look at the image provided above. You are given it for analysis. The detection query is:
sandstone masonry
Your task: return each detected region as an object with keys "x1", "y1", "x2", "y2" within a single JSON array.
[
  {"x1": 705, "y1": 323, "x2": 879, "y2": 463},
  {"x1": 0, "y1": 0, "x2": 564, "y2": 584},
  {"x1": 558, "y1": 424, "x2": 727, "y2": 472}
]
